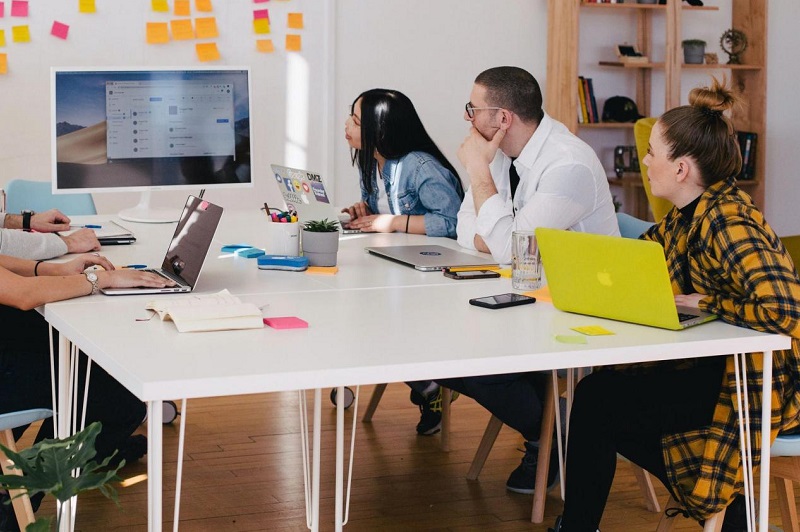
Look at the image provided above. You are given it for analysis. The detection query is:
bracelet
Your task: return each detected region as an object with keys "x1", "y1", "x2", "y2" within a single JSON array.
[
  {"x1": 34, "y1": 260, "x2": 45, "y2": 276},
  {"x1": 405, "y1": 215, "x2": 411, "y2": 234}
]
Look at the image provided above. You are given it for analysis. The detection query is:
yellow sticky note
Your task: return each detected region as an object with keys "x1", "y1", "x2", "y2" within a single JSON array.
[
  {"x1": 571, "y1": 325, "x2": 615, "y2": 336},
  {"x1": 79, "y1": 0, "x2": 96, "y2": 14},
  {"x1": 170, "y1": 19, "x2": 194, "y2": 40},
  {"x1": 151, "y1": 0, "x2": 169, "y2": 13},
  {"x1": 195, "y1": 17, "x2": 218, "y2": 38},
  {"x1": 174, "y1": 0, "x2": 190, "y2": 16},
  {"x1": 555, "y1": 335, "x2": 588, "y2": 345},
  {"x1": 287, "y1": 12, "x2": 304, "y2": 29},
  {"x1": 11, "y1": 25, "x2": 30, "y2": 43},
  {"x1": 253, "y1": 18, "x2": 270, "y2": 35},
  {"x1": 285, "y1": 34, "x2": 301, "y2": 52},
  {"x1": 524, "y1": 285, "x2": 552, "y2": 303},
  {"x1": 0, "y1": 30, "x2": 5, "y2": 48},
  {"x1": 256, "y1": 39, "x2": 274, "y2": 53},
  {"x1": 146, "y1": 22, "x2": 170, "y2": 44},
  {"x1": 195, "y1": 42, "x2": 220, "y2": 62},
  {"x1": 195, "y1": 0, "x2": 212, "y2": 12},
  {"x1": 306, "y1": 266, "x2": 338, "y2": 275},
  {"x1": 0, "y1": 54, "x2": 7, "y2": 75}
]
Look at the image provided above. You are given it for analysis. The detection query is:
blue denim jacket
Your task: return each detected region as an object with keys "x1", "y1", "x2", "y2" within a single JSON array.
[{"x1": 360, "y1": 151, "x2": 463, "y2": 238}]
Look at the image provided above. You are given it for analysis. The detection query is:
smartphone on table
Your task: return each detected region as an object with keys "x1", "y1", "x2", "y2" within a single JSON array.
[
  {"x1": 443, "y1": 268, "x2": 501, "y2": 280},
  {"x1": 469, "y1": 293, "x2": 537, "y2": 309}
]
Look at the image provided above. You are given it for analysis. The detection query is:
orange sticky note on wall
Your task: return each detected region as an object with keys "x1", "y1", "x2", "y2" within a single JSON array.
[
  {"x1": 151, "y1": 0, "x2": 169, "y2": 13},
  {"x1": 195, "y1": 17, "x2": 218, "y2": 38},
  {"x1": 285, "y1": 34, "x2": 301, "y2": 52},
  {"x1": 0, "y1": 54, "x2": 7, "y2": 75},
  {"x1": 195, "y1": 0, "x2": 212, "y2": 12},
  {"x1": 11, "y1": 25, "x2": 30, "y2": 43},
  {"x1": 252, "y1": 18, "x2": 270, "y2": 34},
  {"x1": 287, "y1": 13, "x2": 303, "y2": 29},
  {"x1": 256, "y1": 39, "x2": 274, "y2": 53},
  {"x1": 79, "y1": 0, "x2": 96, "y2": 14},
  {"x1": 170, "y1": 19, "x2": 194, "y2": 40},
  {"x1": 174, "y1": 0, "x2": 190, "y2": 16},
  {"x1": 196, "y1": 42, "x2": 220, "y2": 62},
  {"x1": 146, "y1": 22, "x2": 170, "y2": 44}
]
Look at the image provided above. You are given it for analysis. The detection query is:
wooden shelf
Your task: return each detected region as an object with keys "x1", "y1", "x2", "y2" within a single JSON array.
[
  {"x1": 581, "y1": 3, "x2": 718, "y2": 11},
  {"x1": 681, "y1": 64, "x2": 763, "y2": 71},
  {"x1": 579, "y1": 122, "x2": 635, "y2": 129},
  {"x1": 600, "y1": 61, "x2": 664, "y2": 69}
]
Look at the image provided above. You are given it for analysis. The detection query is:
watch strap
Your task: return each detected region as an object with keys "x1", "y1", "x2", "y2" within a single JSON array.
[
  {"x1": 84, "y1": 272, "x2": 99, "y2": 295},
  {"x1": 22, "y1": 211, "x2": 33, "y2": 231}
]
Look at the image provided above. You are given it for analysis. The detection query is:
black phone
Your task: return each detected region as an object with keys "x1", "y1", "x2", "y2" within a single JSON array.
[
  {"x1": 469, "y1": 293, "x2": 537, "y2": 309},
  {"x1": 443, "y1": 269, "x2": 501, "y2": 280}
]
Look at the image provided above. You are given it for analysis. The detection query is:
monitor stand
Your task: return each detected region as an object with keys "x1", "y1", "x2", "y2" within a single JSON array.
[{"x1": 118, "y1": 191, "x2": 180, "y2": 224}]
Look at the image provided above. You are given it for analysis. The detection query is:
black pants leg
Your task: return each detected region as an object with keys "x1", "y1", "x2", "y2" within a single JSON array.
[
  {"x1": 560, "y1": 359, "x2": 726, "y2": 532},
  {"x1": 437, "y1": 372, "x2": 547, "y2": 441},
  {"x1": 0, "y1": 306, "x2": 145, "y2": 462}
]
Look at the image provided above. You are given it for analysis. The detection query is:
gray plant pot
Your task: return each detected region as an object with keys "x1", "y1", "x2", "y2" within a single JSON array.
[
  {"x1": 683, "y1": 44, "x2": 706, "y2": 64},
  {"x1": 301, "y1": 230, "x2": 339, "y2": 267}
]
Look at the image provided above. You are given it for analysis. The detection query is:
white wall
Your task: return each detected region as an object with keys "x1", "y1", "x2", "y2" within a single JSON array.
[{"x1": 1, "y1": 1, "x2": 798, "y2": 234}]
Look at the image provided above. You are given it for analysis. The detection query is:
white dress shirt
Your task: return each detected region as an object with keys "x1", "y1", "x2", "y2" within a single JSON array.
[{"x1": 457, "y1": 113, "x2": 619, "y2": 264}]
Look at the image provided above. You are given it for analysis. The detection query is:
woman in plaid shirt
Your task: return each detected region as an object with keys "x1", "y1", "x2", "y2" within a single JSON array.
[{"x1": 551, "y1": 79, "x2": 800, "y2": 532}]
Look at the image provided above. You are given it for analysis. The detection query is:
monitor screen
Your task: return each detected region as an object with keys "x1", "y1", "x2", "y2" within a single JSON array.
[{"x1": 51, "y1": 67, "x2": 252, "y2": 197}]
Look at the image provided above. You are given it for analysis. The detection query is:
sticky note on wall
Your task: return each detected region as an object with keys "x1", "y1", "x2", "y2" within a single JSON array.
[
  {"x1": 196, "y1": 42, "x2": 219, "y2": 62},
  {"x1": 146, "y1": 22, "x2": 170, "y2": 44},
  {"x1": 0, "y1": 30, "x2": 5, "y2": 47},
  {"x1": 51, "y1": 21, "x2": 70, "y2": 39},
  {"x1": 195, "y1": 17, "x2": 218, "y2": 38},
  {"x1": 285, "y1": 34, "x2": 301, "y2": 52},
  {"x1": 195, "y1": 0, "x2": 212, "y2": 12},
  {"x1": 79, "y1": 0, "x2": 96, "y2": 14},
  {"x1": 174, "y1": 0, "x2": 190, "y2": 16},
  {"x1": 0, "y1": 2, "x2": 5, "y2": 18},
  {"x1": 151, "y1": 0, "x2": 169, "y2": 13},
  {"x1": 253, "y1": 18, "x2": 270, "y2": 34},
  {"x1": 287, "y1": 13, "x2": 303, "y2": 29},
  {"x1": 11, "y1": 25, "x2": 30, "y2": 43},
  {"x1": 170, "y1": 19, "x2": 194, "y2": 40},
  {"x1": 11, "y1": 0, "x2": 27, "y2": 17},
  {"x1": 253, "y1": 8, "x2": 269, "y2": 20},
  {"x1": 0, "y1": 53, "x2": 7, "y2": 74}
]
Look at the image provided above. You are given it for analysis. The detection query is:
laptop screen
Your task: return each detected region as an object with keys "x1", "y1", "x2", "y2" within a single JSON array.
[{"x1": 161, "y1": 196, "x2": 224, "y2": 286}]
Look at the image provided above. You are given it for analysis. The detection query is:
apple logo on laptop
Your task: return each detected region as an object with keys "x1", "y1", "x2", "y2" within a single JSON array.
[{"x1": 597, "y1": 270, "x2": 613, "y2": 287}]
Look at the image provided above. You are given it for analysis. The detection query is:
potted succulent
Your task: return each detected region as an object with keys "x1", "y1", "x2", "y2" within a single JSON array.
[
  {"x1": 682, "y1": 39, "x2": 707, "y2": 64},
  {"x1": 301, "y1": 219, "x2": 340, "y2": 267}
]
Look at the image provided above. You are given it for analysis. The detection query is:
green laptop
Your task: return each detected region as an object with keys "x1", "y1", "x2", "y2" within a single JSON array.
[{"x1": 535, "y1": 228, "x2": 717, "y2": 331}]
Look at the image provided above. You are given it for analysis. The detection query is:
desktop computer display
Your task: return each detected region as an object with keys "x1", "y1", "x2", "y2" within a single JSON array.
[{"x1": 51, "y1": 67, "x2": 252, "y2": 222}]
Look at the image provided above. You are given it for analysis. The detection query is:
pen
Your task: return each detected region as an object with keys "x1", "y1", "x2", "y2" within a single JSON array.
[
  {"x1": 72, "y1": 224, "x2": 102, "y2": 229},
  {"x1": 122, "y1": 264, "x2": 147, "y2": 269}
]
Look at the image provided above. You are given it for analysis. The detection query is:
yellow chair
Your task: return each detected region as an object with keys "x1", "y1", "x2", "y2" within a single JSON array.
[{"x1": 634, "y1": 118, "x2": 673, "y2": 222}]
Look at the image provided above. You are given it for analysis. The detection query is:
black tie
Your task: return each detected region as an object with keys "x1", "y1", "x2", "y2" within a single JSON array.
[{"x1": 509, "y1": 158, "x2": 520, "y2": 201}]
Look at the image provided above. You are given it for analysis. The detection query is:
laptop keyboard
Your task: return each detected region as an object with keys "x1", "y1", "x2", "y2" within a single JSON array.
[
  {"x1": 142, "y1": 268, "x2": 187, "y2": 286},
  {"x1": 677, "y1": 312, "x2": 697, "y2": 322}
]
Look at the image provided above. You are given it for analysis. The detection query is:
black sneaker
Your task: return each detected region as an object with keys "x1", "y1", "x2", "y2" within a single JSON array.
[
  {"x1": 505, "y1": 440, "x2": 560, "y2": 494},
  {"x1": 106, "y1": 434, "x2": 148, "y2": 468},
  {"x1": 410, "y1": 388, "x2": 459, "y2": 436}
]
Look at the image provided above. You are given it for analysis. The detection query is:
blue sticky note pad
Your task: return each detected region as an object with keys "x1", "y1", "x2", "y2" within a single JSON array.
[
  {"x1": 221, "y1": 244, "x2": 253, "y2": 253},
  {"x1": 237, "y1": 248, "x2": 266, "y2": 259},
  {"x1": 258, "y1": 255, "x2": 308, "y2": 271}
]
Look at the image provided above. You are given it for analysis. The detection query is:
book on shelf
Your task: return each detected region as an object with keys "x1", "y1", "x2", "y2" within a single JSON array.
[
  {"x1": 578, "y1": 76, "x2": 589, "y2": 123},
  {"x1": 736, "y1": 131, "x2": 757, "y2": 181},
  {"x1": 577, "y1": 76, "x2": 599, "y2": 123},
  {"x1": 586, "y1": 78, "x2": 599, "y2": 123},
  {"x1": 145, "y1": 289, "x2": 264, "y2": 333}
]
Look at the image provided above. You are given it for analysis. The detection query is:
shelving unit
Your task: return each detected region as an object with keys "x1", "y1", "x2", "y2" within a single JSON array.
[{"x1": 545, "y1": 0, "x2": 768, "y2": 214}]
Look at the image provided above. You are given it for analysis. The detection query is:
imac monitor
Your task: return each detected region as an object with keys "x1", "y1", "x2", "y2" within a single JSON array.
[{"x1": 51, "y1": 67, "x2": 252, "y2": 222}]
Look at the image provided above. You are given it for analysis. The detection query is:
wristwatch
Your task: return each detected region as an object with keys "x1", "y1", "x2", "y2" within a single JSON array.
[
  {"x1": 21, "y1": 210, "x2": 34, "y2": 231},
  {"x1": 84, "y1": 271, "x2": 99, "y2": 295}
]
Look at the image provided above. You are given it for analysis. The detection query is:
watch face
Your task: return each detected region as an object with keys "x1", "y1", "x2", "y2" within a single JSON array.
[{"x1": 86, "y1": 272, "x2": 98, "y2": 282}]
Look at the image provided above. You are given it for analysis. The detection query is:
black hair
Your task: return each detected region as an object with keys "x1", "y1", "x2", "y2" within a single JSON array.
[
  {"x1": 350, "y1": 89, "x2": 462, "y2": 196},
  {"x1": 474, "y1": 66, "x2": 544, "y2": 124}
]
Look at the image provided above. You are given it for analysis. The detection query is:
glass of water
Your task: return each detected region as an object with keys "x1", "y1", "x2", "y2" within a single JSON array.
[{"x1": 512, "y1": 230, "x2": 542, "y2": 290}]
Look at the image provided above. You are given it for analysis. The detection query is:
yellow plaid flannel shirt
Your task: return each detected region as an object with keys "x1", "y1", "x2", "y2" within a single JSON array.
[{"x1": 634, "y1": 178, "x2": 800, "y2": 520}]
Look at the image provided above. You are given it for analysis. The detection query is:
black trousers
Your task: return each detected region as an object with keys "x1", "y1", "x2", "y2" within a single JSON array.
[
  {"x1": 560, "y1": 358, "x2": 726, "y2": 532},
  {"x1": 0, "y1": 306, "x2": 145, "y2": 461},
  {"x1": 437, "y1": 372, "x2": 548, "y2": 441}
]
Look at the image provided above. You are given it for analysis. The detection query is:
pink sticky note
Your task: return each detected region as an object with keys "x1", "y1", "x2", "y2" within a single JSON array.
[
  {"x1": 253, "y1": 8, "x2": 268, "y2": 20},
  {"x1": 254, "y1": 0, "x2": 268, "y2": 3},
  {"x1": 0, "y1": 2, "x2": 5, "y2": 18},
  {"x1": 51, "y1": 21, "x2": 69, "y2": 40},
  {"x1": 263, "y1": 316, "x2": 308, "y2": 329},
  {"x1": 11, "y1": 0, "x2": 27, "y2": 17}
]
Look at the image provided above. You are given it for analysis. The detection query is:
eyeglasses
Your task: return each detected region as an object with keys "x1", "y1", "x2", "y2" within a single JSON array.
[{"x1": 465, "y1": 102, "x2": 503, "y2": 119}]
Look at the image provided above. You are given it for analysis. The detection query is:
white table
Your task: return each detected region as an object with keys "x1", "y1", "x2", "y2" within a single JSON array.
[{"x1": 45, "y1": 212, "x2": 791, "y2": 531}]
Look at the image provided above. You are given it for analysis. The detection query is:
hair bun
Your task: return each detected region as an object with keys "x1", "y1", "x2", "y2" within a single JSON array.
[{"x1": 688, "y1": 76, "x2": 739, "y2": 114}]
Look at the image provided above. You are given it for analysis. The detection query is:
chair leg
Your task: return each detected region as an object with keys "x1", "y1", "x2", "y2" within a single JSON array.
[
  {"x1": 531, "y1": 376, "x2": 556, "y2": 524},
  {"x1": 702, "y1": 509, "x2": 725, "y2": 532},
  {"x1": 361, "y1": 383, "x2": 387, "y2": 422},
  {"x1": 775, "y1": 476, "x2": 800, "y2": 532},
  {"x1": 441, "y1": 387, "x2": 452, "y2": 452},
  {"x1": 656, "y1": 496, "x2": 679, "y2": 532},
  {"x1": 466, "y1": 415, "x2": 504, "y2": 480},
  {"x1": 0, "y1": 428, "x2": 35, "y2": 531},
  {"x1": 630, "y1": 463, "x2": 661, "y2": 513}
]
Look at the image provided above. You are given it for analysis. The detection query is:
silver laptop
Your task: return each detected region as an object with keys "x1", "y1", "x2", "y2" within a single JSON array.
[
  {"x1": 270, "y1": 163, "x2": 361, "y2": 234},
  {"x1": 102, "y1": 196, "x2": 223, "y2": 295},
  {"x1": 365, "y1": 245, "x2": 498, "y2": 272}
]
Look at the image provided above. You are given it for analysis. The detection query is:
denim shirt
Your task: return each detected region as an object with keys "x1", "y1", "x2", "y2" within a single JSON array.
[{"x1": 360, "y1": 151, "x2": 463, "y2": 238}]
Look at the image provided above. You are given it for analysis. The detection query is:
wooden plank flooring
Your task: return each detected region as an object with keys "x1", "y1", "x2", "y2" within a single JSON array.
[{"x1": 23, "y1": 383, "x2": 795, "y2": 531}]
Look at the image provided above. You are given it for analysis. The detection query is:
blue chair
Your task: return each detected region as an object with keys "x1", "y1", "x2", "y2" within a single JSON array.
[
  {"x1": 617, "y1": 212, "x2": 654, "y2": 239},
  {"x1": 0, "y1": 408, "x2": 53, "y2": 531},
  {"x1": 5, "y1": 179, "x2": 96, "y2": 216}
]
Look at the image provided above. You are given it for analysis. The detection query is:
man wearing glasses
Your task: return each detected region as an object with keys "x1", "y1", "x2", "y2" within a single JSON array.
[
  {"x1": 441, "y1": 66, "x2": 619, "y2": 497},
  {"x1": 456, "y1": 66, "x2": 618, "y2": 264}
]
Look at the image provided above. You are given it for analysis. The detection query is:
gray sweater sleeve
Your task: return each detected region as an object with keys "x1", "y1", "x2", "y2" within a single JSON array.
[{"x1": 0, "y1": 228, "x2": 69, "y2": 260}]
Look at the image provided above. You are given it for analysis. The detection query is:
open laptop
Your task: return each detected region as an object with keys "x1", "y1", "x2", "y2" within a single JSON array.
[
  {"x1": 535, "y1": 227, "x2": 717, "y2": 330},
  {"x1": 270, "y1": 164, "x2": 360, "y2": 234},
  {"x1": 102, "y1": 196, "x2": 223, "y2": 295},
  {"x1": 365, "y1": 245, "x2": 498, "y2": 272}
]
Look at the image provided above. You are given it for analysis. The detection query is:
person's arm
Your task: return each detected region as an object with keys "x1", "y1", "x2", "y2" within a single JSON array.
[
  {"x1": 408, "y1": 159, "x2": 464, "y2": 238},
  {"x1": 0, "y1": 227, "x2": 69, "y2": 259},
  {"x1": 3, "y1": 209, "x2": 72, "y2": 232}
]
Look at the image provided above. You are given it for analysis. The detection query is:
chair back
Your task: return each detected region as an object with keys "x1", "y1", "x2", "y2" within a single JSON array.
[
  {"x1": 616, "y1": 212, "x2": 654, "y2": 240},
  {"x1": 634, "y1": 118, "x2": 673, "y2": 222},
  {"x1": 5, "y1": 179, "x2": 96, "y2": 215}
]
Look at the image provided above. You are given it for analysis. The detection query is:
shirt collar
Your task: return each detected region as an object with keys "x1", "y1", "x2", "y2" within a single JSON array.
[{"x1": 512, "y1": 112, "x2": 553, "y2": 173}]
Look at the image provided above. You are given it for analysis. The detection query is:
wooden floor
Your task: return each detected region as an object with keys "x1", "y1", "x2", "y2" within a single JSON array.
[{"x1": 25, "y1": 383, "x2": 796, "y2": 531}]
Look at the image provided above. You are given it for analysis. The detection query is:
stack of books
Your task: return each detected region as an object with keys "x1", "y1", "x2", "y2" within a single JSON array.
[
  {"x1": 577, "y1": 76, "x2": 599, "y2": 124},
  {"x1": 737, "y1": 131, "x2": 757, "y2": 181}
]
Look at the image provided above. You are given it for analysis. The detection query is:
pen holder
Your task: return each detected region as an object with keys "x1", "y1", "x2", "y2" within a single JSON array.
[{"x1": 265, "y1": 220, "x2": 300, "y2": 256}]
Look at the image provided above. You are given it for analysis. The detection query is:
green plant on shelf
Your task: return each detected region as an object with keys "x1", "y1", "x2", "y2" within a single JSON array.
[{"x1": 302, "y1": 219, "x2": 340, "y2": 232}]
